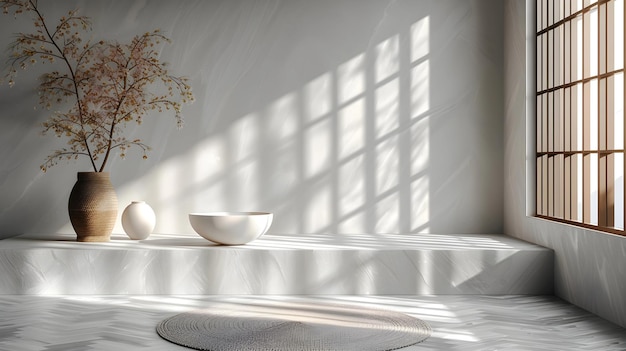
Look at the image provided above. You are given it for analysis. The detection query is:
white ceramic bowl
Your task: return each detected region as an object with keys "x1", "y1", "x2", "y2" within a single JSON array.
[{"x1": 189, "y1": 212, "x2": 273, "y2": 245}]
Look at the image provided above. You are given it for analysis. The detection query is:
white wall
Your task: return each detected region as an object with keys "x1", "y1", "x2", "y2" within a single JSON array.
[
  {"x1": 503, "y1": 0, "x2": 626, "y2": 328},
  {"x1": 0, "y1": 0, "x2": 504, "y2": 238}
]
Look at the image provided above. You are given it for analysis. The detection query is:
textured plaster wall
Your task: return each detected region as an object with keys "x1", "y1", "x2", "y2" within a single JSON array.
[
  {"x1": 503, "y1": 0, "x2": 626, "y2": 328},
  {"x1": 0, "y1": 0, "x2": 504, "y2": 238}
]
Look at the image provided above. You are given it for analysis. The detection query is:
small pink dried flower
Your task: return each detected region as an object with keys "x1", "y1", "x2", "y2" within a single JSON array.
[{"x1": 1, "y1": 0, "x2": 194, "y2": 172}]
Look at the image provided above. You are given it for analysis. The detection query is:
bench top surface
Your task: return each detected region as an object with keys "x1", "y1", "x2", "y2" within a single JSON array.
[{"x1": 2, "y1": 233, "x2": 549, "y2": 251}]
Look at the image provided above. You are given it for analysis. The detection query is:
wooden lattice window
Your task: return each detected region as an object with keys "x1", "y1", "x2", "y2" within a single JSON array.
[{"x1": 536, "y1": 0, "x2": 625, "y2": 235}]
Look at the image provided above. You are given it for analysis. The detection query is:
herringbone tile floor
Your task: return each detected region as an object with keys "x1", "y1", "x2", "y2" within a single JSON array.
[{"x1": 0, "y1": 295, "x2": 624, "y2": 350}]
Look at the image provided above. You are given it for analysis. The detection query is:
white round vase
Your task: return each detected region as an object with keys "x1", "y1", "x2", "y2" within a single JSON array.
[{"x1": 121, "y1": 201, "x2": 156, "y2": 240}]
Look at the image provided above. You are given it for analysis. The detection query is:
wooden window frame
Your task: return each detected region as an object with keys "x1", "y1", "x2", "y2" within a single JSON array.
[{"x1": 536, "y1": 0, "x2": 626, "y2": 236}]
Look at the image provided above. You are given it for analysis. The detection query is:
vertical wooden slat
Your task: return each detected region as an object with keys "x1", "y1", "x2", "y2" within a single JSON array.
[
  {"x1": 599, "y1": 3, "x2": 607, "y2": 75},
  {"x1": 544, "y1": 31, "x2": 554, "y2": 89},
  {"x1": 607, "y1": 153, "x2": 615, "y2": 226},
  {"x1": 566, "y1": 4, "x2": 573, "y2": 220},
  {"x1": 584, "y1": 9, "x2": 591, "y2": 79},
  {"x1": 538, "y1": 0, "x2": 545, "y2": 219},
  {"x1": 599, "y1": 155, "x2": 608, "y2": 226},
  {"x1": 546, "y1": 0, "x2": 554, "y2": 27},
  {"x1": 538, "y1": 34, "x2": 543, "y2": 93},
  {"x1": 543, "y1": 33, "x2": 549, "y2": 91},
  {"x1": 598, "y1": 4, "x2": 615, "y2": 228},
  {"x1": 599, "y1": 80, "x2": 606, "y2": 226},
  {"x1": 565, "y1": 156, "x2": 572, "y2": 219},
  {"x1": 584, "y1": 153, "x2": 591, "y2": 223},
  {"x1": 565, "y1": 21, "x2": 571, "y2": 84},
  {"x1": 549, "y1": 89, "x2": 554, "y2": 216},
  {"x1": 537, "y1": 96, "x2": 543, "y2": 153},
  {"x1": 555, "y1": 55, "x2": 561, "y2": 218},
  {"x1": 622, "y1": 1, "x2": 626, "y2": 228},
  {"x1": 556, "y1": 89, "x2": 562, "y2": 154},
  {"x1": 572, "y1": 13, "x2": 580, "y2": 82},
  {"x1": 546, "y1": 157, "x2": 554, "y2": 217},
  {"x1": 599, "y1": 5, "x2": 607, "y2": 226},
  {"x1": 543, "y1": 156, "x2": 549, "y2": 214},
  {"x1": 556, "y1": 154, "x2": 564, "y2": 218},
  {"x1": 565, "y1": 89, "x2": 571, "y2": 150},
  {"x1": 535, "y1": 96, "x2": 545, "y2": 215},
  {"x1": 543, "y1": 0, "x2": 549, "y2": 31},
  {"x1": 605, "y1": 2, "x2": 614, "y2": 226},
  {"x1": 536, "y1": 3, "x2": 541, "y2": 235},
  {"x1": 607, "y1": 75, "x2": 615, "y2": 226},
  {"x1": 541, "y1": 94, "x2": 550, "y2": 152},
  {"x1": 576, "y1": 153, "x2": 582, "y2": 220},
  {"x1": 607, "y1": 0, "x2": 614, "y2": 72},
  {"x1": 537, "y1": 0, "x2": 542, "y2": 33},
  {"x1": 549, "y1": 84, "x2": 555, "y2": 216},
  {"x1": 565, "y1": 86, "x2": 572, "y2": 219},
  {"x1": 538, "y1": 158, "x2": 543, "y2": 215},
  {"x1": 537, "y1": 97, "x2": 542, "y2": 153},
  {"x1": 581, "y1": 82, "x2": 591, "y2": 223},
  {"x1": 573, "y1": 80, "x2": 580, "y2": 219},
  {"x1": 582, "y1": 6, "x2": 590, "y2": 223},
  {"x1": 549, "y1": 92, "x2": 554, "y2": 154},
  {"x1": 555, "y1": 19, "x2": 559, "y2": 91}
]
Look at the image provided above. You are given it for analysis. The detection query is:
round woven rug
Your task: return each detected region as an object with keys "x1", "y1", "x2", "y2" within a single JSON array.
[{"x1": 156, "y1": 299, "x2": 431, "y2": 351}]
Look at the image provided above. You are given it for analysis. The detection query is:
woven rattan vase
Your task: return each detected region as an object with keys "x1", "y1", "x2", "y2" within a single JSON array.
[{"x1": 68, "y1": 172, "x2": 118, "y2": 242}]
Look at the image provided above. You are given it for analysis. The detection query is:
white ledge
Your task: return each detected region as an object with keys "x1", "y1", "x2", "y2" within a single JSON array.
[{"x1": 0, "y1": 233, "x2": 553, "y2": 295}]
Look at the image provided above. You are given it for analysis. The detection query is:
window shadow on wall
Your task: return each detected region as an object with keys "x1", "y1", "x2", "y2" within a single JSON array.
[
  {"x1": 110, "y1": 0, "x2": 504, "y2": 236},
  {"x1": 118, "y1": 12, "x2": 434, "y2": 235},
  {"x1": 0, "y1": 0, "x2": 504, "y2": 238}
]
